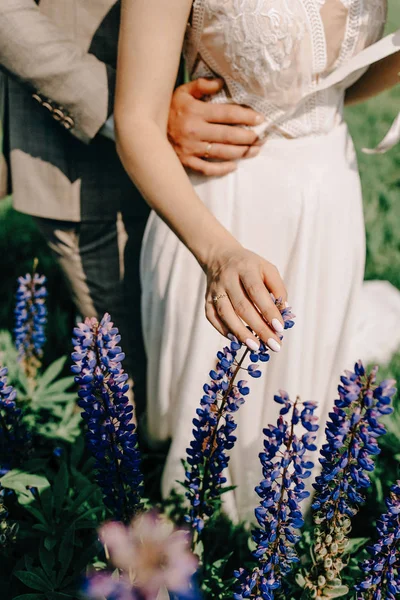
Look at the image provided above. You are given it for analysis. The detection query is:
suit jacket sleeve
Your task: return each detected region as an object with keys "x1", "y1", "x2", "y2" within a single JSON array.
[{"x1": 0, "y1": 0, "x2": 115, "y2": 144}]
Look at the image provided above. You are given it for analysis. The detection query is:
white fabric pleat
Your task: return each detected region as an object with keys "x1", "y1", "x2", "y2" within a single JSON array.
[{"x1": 140, "y1": 124, "x2": 398, "y2": 521}]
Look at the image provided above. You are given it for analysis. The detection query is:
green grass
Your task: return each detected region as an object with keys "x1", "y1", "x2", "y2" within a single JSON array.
[{"x1": 346, "y1": 0, "x2": 400, "y2": 287}]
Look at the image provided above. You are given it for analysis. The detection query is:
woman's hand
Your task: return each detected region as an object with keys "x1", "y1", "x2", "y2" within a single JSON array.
[{"x1": 204, "y1": 243, "x2": 288, "y2": 352}]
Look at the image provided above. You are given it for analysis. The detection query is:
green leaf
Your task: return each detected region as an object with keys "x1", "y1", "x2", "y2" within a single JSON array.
[
  {"x1": 45, "y1": 594, "x2": 74, "y2": 600},
  {"x1": 344, "y1": 537, "x2": 369, "y2": 555},
  {"x1": 68, "y1": 483, "x2": 97, "y2": 514},
  {"x1": 0, "y1": 470, "x2": 50, "y2": 505},
  {"x1": 40, "y1": 543, "x2": 56, "y2": 580},
  {"x1": 24, "y1": 505, "x2": 49, "y2": 526},
  {"x1": 35, "y1": 357, "x2": 67, "y2": 394},
  {"x1": 1, "y1": 469, "x2": 50, "y2": 491},
  {"x1": 41, "y1": 377, "x2": 74, "y2": 395},
  {"x1": 36, "y1": 394, "x2": 76, "y2": 406},
  {"x1": 53, "y1": 461, "x2": 69, "y2": 516},
  {"x1": 57, "y1": 528, "x2": 75, "y2": 585},
  {"x1": 44, "y1": 536, "x2": 57, "y2": 551},
  {"x1": 14, "y1": 571, "x2": 52, "y2": 592},
  {"x1": 32, "y1": 524, "x2": 51, "y2": 533},
  {"x1": 13, "y1": 595, "x2": 46, "y2": 600},
  {"x1": 70, "y1": 435, "x2": 84, "y2": 466}
]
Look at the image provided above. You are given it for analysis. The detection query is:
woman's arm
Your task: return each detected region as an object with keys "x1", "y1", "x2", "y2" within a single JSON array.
[
  {"x1": 345, "y1": 51, "x2": 400, "y2": 106},
  {"x1": 115, "y1": 0, "x2": 286, "y2": 352}
]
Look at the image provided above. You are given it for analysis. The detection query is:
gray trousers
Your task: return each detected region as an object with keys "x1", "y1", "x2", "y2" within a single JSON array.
[{"x1": 34, "y1": 211, "x2": 149, "y2": 415}]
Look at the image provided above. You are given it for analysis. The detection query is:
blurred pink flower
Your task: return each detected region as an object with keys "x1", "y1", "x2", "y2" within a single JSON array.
[
  {"x1": 85, "y1": 572, "x2": 133, "y2": 600},
  {"x1": 99, "y1": 511, "x2": 198, "y2": 598}
]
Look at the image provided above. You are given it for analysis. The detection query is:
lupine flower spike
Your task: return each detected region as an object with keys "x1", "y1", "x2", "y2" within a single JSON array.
[
  {"x1": 356, "y1": 480, "x2": 400, "y2": 600},
  {"x1": 84, "y1": 511, "x2": 199, "y2": 600},
  {"x1": 304, "y1": 363, "x2": 396, "y2": 598},
  {"x1": 0, "y1": 366, "x2": 30, "y2": 469},
  {"x1": 14, "y1": 260, "x2": 47, "y2": 380},
  {"x1": 72, "y1": 313, "x2": 143, "y2": 522},
  {"x1": 234, "y1": 393, "x2": 318, "y2": 600},
  {"x1": 184, "y1": 298, "x2": 295, "y2": 551}
]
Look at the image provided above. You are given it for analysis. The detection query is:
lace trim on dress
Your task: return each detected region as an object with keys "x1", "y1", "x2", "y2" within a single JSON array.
[
  {"x1": 185, "y1": 0, "x2": 206, "y2": 74},
  {"x1": 334, "y1": 0, "x2": 362, "y2": 69}
]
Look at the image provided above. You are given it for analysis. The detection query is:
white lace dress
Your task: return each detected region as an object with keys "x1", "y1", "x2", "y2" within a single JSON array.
[{"x1": 140, "y1": 0, "x2": 400, "y2": 520}]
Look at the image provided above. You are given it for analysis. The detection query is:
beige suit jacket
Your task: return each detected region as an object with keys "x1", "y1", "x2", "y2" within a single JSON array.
[{"x1": 0, "y1": 0, "x2": 145, "y2": 222}]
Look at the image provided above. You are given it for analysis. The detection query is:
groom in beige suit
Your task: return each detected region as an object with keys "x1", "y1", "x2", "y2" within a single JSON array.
[{"x1": 0, "y1": 0, "x2": 262, "y2": 411}]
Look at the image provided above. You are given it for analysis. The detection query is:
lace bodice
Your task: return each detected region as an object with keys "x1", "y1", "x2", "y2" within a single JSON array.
[{"x1": 185, "y1": 0, "x2": 387, "y2": 138}]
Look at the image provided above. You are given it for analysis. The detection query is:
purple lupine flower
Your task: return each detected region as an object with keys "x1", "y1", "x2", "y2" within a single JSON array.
[
  {"x1": 0, "y1": 367, "x2": 30, "y2": 469},
  {"x1": 84, "y1": 512, "x2": 199, "y2": 600},
  {"x1": 14, "y1": 269, "x2": 47, "y2": 379},
  {"x1": 234, "y1": 393, "x2": 318, "y2": 600},
  {"x1": 71, "y1": 313, "x2": 143, "y2": 522},
  {"x1": 184, "y1": 300, "x2": 296, "y2": 546},
  {"x1": 306, "y1": 363, "x2": 396, "y2": 597},
  {"x1": 356, "y1": 480, "x2": 400, "y2": 600}
]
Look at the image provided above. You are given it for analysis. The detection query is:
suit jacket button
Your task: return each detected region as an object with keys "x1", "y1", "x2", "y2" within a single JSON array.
[
  {"x1": 53, "y1": 108, "x2": 64, "y2": 122},
  {"x1": 63, "y1": 116, "x2": 75, "y2": 130},
  {"x1": 32, "y1": 93, "x2": 43, "y2": 104}
]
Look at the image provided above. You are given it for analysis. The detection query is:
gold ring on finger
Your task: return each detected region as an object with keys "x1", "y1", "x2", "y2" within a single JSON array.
[
  {"x1": 212, "y1": 293, "x2": 228, "y2": 304},
  {"x1": 204, "y1": 142, "x2": 213, "y2": 159}
]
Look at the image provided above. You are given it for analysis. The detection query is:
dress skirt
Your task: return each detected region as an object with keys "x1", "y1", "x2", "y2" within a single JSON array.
[{"x1": 140, "y1": 122, "x2": 366, "y2": 521}]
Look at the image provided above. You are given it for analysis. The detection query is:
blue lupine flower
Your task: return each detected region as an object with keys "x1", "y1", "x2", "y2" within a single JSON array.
[
  {"x1": 308, "y1": 363, "x2": 396, "y2": 596},
  {"x1": 234, "y1": 393, "x2": 318, "y2": 600},
  {"x1": 0, "y1": 367, "x2": 30, "y2": 469},
  {"x1": 71, "y1": 313, "x2": 143, "y2": 522},
  {"x1": 356, "y1": 480, "x2": 400, "y2": 600},
  {"x1": 184, "y1": 300, "x2": 296, "y2": 543},
  {"x1": 14, "y1": 271, "x2": 47, "y2": 378}
]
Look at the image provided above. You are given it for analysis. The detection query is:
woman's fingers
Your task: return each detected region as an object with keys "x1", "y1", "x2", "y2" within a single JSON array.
[
  {"x1": 203, "y1": 248, "x2": 290, "y2": 351},
  {"x1": 262, "y1": 262, "x2": 288, "y2": 305},
  {"x1": 227, "y1": 281, "x2": 282, "y2": 351},
  {"x1": 205, "y1": 302, "x2": 230, "y2": 338},
  {"x1": 240, "y1": 271, "x2": 285, "y2": 336},
  {"x1": 207, "y1": 294, "x2": 260, "y2": 351}
]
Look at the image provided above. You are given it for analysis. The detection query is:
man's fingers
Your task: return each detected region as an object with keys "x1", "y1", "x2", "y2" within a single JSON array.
[
  {"x1": 205, "y1": 102, "x2": 264, "y2": 126},
  {"x1": 195, "y1": 142, "x2": 258, "y2": 161},
  {"x1": 202, "y1": 123, "x2": 259, "y2": 146},
  {"x1": 186, "y1": 77, "x2": 224, "y2": 99},
  {"x1": 185, "y1": 156, "x2": 237, "y2": 177}
]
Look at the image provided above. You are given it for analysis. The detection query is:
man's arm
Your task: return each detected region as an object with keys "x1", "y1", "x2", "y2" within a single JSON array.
[
  {"x1": 0, "y1": 0, "x2": 266, "y2": 170},
  {"x1": 0, "y1": 0, "x2": 114, "y2": 143}
]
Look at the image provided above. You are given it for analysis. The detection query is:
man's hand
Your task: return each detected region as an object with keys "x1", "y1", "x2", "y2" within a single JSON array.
[{"x1": 168, "y1": 78, "x2": 265, "y2": 177}]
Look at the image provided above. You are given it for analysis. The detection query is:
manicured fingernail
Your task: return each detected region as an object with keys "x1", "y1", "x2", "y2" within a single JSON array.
[
  {"x1": 255, "y1": 115, "x2": 264, "y2": 124},
  {"x1": 268, "y1": 338, "x2": 281, "y2": 353},
  {"x1": 246, "y1": 338, "x2": 260, "y2": 352},
  {"x1": 272, "y1": 318, "x2": 284, "y2": 334}
]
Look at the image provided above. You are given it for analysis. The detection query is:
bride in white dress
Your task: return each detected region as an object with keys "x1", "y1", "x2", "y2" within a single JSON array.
[{"x1": 114, "y1": 0, "x2": 400, "y2": 521}]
